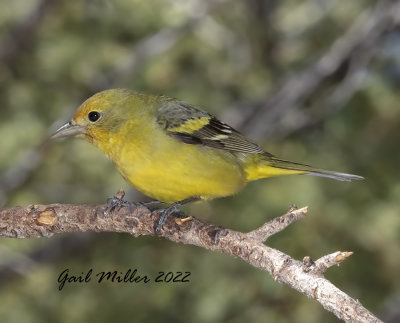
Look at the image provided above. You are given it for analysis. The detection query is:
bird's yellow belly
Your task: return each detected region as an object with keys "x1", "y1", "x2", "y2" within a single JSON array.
[{"x1": 115, "y1": 141, "x2": 246, "y2": 203}]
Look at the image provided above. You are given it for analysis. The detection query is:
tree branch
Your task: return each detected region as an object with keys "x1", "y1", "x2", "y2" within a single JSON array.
[
  {"x1": 0, "y1": 201, "x2": 381, "y2": 322},
  {"x1": 247, "y1": 205, "x2": 308, "y2": 242}
]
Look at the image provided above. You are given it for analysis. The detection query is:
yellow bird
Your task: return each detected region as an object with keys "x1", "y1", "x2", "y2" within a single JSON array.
[{"x1": 52, "y1": 89, "x2": 363, "y2": 227}]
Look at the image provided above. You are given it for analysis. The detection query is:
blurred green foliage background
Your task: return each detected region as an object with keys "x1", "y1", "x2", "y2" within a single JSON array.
[{"x1": 1, "y1": 0, "x2": 399, "y2": 322}]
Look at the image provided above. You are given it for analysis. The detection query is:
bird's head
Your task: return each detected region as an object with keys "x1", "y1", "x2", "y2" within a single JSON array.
[{"x1": 52, "y1": 89, "x2": 133, "y2": 145}]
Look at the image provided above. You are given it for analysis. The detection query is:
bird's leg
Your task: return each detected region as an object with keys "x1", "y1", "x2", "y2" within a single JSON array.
[
  {"x1": 155, "y1": 197, "x2": 200, "y2": 232},
  {"x1": 103, "y1": 190, "x2": 163, "y2": 216}
]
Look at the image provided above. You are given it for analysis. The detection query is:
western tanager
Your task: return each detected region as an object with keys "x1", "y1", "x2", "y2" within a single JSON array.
[{"x1": 52, "y1": 89, "x2": 362, "y2": 227}]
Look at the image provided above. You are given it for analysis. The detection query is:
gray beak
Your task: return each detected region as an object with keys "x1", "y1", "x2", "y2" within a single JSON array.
[{"x1": 51, "y1": 121, "x2": 85, "y2": 139}]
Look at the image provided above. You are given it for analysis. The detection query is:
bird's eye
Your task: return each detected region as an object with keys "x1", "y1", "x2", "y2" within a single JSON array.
[{"x1": 88, "y1": 111, "x2": 101, "y2": 122}]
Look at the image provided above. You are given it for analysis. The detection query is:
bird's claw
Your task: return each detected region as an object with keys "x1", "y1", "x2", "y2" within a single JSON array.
[
  {"x1": 153, "y1": 197, "x2": 200, "y2": 232},
  {"x1": 154, "y1": 205, "x2": 177, "y2": 232},
  {"x1": 103, "y1": 195, "x2": 141, "y2": 216}
]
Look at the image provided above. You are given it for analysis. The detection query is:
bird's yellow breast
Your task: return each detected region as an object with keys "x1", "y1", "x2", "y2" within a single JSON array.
[{"x1": 96, "y1": 120, "x2": 247, "y2": 203}]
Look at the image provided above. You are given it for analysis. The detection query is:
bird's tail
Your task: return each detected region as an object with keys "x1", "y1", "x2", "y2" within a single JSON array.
[{"x1": 244, "y1": 156, "x2": 364, "y2": 182}]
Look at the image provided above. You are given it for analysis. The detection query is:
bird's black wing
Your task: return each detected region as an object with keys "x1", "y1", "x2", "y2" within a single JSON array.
[{"x1": 156, "y1": 99, "x2": 272, "y2": 156}]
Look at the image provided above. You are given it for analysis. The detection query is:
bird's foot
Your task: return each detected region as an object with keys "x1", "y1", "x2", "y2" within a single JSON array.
[
  {"x1": 153, "y1": 197, "x2": 200, "y2": 232},
  {"x1": 154, "y1": 204, "x2": 181, "y2": 232},
  {"x1": 104, "y1": 196, "x2": 137, "y2": 216},
  {"x1": 103, "y1": 189, "x2": 162, "y2": 216}
]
